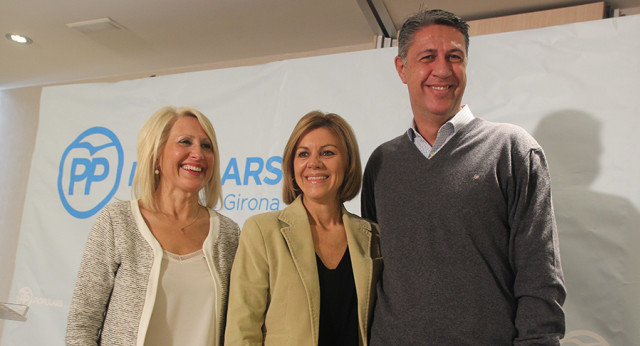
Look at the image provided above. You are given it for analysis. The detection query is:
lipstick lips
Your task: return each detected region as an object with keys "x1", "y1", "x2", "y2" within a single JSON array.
[
  {"x1": 182, "y1": 164, "x2": 203, "y2": 174},
  {"x1": 306, "y1": 174, "x2": 328, "y2": 182}
]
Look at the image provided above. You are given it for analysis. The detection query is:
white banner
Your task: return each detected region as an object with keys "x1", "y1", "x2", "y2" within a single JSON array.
[{"x1": 3, "y1": 14, "x2": 639, "y2": 346}]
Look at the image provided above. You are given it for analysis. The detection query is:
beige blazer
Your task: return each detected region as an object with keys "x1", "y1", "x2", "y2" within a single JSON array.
[{"x1": 225, "y1": 196, "x2": 382, "y2": 346}]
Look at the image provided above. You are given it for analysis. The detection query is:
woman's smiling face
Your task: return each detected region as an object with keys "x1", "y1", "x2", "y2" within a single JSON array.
[
  {"x1": 157, "y1": 116, "x2": 214, "y2": 193},
  {"x1": 293, "y1": 127, "x2": 347, "y2": 205}
]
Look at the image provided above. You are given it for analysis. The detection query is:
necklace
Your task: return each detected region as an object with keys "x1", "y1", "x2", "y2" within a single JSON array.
[{"x1": 179, "y1": 206, "x2": 201, "y2": 233}]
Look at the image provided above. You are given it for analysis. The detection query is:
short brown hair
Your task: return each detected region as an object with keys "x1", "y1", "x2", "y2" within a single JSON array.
[
  {"x1": 282, "y1": 111, "x2": 362, "y2": 204},
  {"x1": 132, "y1": 106, "x2": 222, "y2": 211}
]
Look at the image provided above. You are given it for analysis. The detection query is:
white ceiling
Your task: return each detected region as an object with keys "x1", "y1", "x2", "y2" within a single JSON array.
[{"x1": 1, "y1": 0, "x2": 639, "y2": 90}]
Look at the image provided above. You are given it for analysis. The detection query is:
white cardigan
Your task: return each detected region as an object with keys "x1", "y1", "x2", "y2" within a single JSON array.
[{"x1": 66, "y1": 200, "x2": 240, "y2": 346}]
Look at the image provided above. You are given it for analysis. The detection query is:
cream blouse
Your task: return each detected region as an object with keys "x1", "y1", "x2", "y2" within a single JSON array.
[{"x1": 144, "y1": 249, "x2": 216, "y2": 345}]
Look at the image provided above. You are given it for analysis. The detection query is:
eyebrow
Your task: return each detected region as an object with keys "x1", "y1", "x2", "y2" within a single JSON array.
[
  {"x1": 178, "y1": 134, "x2": 211, "y2": 142},
  {"x1": 417, "y1": 47, "x2": 465, "y2": 55},
  {"x1": 296, "y1": 144, "x2": 339, "y2": 150}
]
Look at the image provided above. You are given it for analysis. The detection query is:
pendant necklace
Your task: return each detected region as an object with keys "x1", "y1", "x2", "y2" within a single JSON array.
[{"x1": 180, "y1": 206, "x2": 201, "y2": 233}]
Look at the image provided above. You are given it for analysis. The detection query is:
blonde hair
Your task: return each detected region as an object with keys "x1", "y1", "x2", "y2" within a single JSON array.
[
  {"x1": 132, "y1": 106, "x2": 222, "y2": 211},
  {"x1": 282, "y1": 111, "x2": 362, "y2": 204}
]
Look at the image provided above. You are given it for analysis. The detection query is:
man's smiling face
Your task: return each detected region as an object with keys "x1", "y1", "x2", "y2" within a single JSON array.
[{"x1": 395, "y1": 24, "x2": 468, "y2": 123}]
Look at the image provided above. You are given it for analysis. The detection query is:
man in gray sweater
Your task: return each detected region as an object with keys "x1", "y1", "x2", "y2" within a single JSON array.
[{"x1": 361, "y1": 9, "x2": 566, "y2": 345}]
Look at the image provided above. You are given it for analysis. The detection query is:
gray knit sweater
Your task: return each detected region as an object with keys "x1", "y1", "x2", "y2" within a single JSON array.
[
  {"x1": 362, "y1": 118, "x2": 566, "y2": 345},
  {"x1": 66, "y1": 200, "x2": 240, "y2": 346}
]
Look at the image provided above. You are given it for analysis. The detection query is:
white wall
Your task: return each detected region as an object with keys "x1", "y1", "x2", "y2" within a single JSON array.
[{"x1": 0, "y1": 87, "x2": 39, "y2": 339}]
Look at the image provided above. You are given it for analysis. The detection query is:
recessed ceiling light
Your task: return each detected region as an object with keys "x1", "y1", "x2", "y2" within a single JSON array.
[{"x1": 5, "y1": 33, "x2": 33, "y2": 44}]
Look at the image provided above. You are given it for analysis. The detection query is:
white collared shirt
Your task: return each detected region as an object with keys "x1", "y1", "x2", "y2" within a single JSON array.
[{"x1": 407, "y1": 105, "x2": 475, "y2": 159}]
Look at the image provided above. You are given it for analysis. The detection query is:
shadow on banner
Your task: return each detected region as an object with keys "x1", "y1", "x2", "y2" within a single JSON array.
[{"x1": 534, "y1": 110, "x2": 640, "y2": 346}]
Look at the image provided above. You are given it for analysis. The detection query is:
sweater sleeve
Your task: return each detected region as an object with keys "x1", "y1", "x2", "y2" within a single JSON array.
[
  {"x1": 361, "y1": 151, "x2": 379, "y2": 223},
  {"x1": 66, "y1": 205, "x2": 121, "y2": 345},
  {"x1": 510, "y1": 148, "x2": 567, "y2": 345},
  {"x1": 213, "y1": 213, "x2": 241, "y2": 346},
  {"x1": 224, "y1": 216, "x2": 270, "y2": 345}
]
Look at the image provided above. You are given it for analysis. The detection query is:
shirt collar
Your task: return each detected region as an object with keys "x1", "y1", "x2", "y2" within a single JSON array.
[{"x1": 407, "y1": 105, "x2": 475, "y2": 140}]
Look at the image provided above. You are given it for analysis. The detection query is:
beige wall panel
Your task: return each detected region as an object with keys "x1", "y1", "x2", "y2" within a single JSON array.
[{"x1": 469, "y1": 2, "x2": 605, "y2": 36}]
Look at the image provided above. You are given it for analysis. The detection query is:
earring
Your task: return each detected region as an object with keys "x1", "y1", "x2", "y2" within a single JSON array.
[{"x1": 155, "y1": 169, "x2": 160, "y2": 175}]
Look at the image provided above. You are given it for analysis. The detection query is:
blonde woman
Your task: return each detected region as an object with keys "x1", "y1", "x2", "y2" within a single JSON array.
[{"x1": 66, "y1": 106, "x2": 239, "y2": 345}]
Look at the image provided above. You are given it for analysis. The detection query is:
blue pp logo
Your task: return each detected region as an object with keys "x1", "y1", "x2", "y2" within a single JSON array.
[{"x1": 58, "y1": 127, "x2": 124, "y2": 219}]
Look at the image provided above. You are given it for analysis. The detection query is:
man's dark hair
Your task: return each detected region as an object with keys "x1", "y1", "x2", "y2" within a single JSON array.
[{"x1": 398, "y1": 9, "x2": 470, "y2": 60}]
